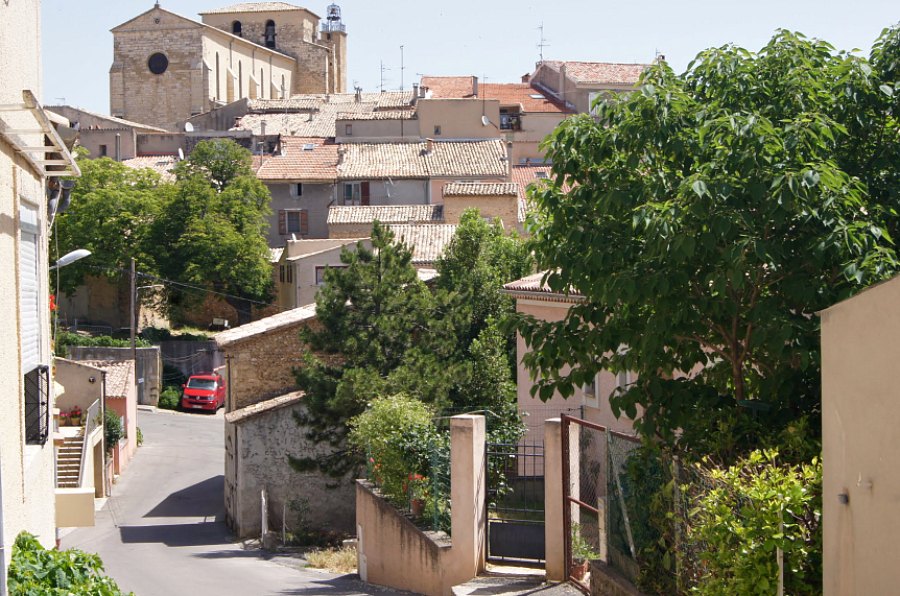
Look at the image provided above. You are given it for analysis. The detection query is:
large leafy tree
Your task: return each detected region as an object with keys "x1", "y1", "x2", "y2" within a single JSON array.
[
  {"x1": 150, "y1": 139, "x2": 273, "y2": 325},
  {"x1": 518, "y1": 30, "x2": 899, "y2": 455}
]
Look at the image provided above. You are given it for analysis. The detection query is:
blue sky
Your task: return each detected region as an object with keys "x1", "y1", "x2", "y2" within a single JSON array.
[{"x1": 42, "y1": 0, "x2": 899, "y2": 113}]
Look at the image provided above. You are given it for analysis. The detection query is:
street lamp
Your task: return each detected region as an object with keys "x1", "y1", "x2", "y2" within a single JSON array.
[{"x1": 50, "y1": 248, "x2": 91, "y2": 270}]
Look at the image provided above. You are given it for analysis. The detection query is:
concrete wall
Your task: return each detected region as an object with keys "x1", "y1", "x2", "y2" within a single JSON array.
[
  {"x1": 75, "y1": 130, "x2": 138, "y2": 161},
  {"x1": 54, "y1": 359, "x2": 104, "y2": 415},
  {"x1": 225, "y1": 401, "x2": 356, "y2": 538},
  {"x1": 267, "y1": 181, "x2": 335, "y2": 243},
  {"x1": 821, "y1": 275, "x2": 900, "y2": 595},
  {"x1": 67, "y1": 346, "x2": 161, "y2": 407},
  {"x1": 416, "y1": 99, "x2": 501, "y2": 140},
  {"x1": 336, "y1": 179, "x2": 430, "y2": 206},
  {"x1": 0, "y1": 0, "x2": 59, "y2": 561},
  {"x1": 335, "y1": 117, "x2": 420, "y2": 143},
  {"x1": 136, "y1": 133, "x2": 184, "y2": 157},
  {"x1": 357, "y1": 415, "x2": 486, "y2": 596},
  {"x1": 158, "y1": 340, "x2": 221, "y2": 379},
  {"x1": 55, "y1": 488, "x2": 96, "y2": 528}
]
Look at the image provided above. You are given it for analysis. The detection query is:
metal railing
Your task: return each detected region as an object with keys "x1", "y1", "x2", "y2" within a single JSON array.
[{"x1": 77, "y1": 399, "x2": 101, "y2": 487}]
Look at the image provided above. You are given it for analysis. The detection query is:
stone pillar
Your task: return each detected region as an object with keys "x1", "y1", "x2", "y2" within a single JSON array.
[
  {"x1": 544, "y1": 418, "x2": 565, "y2": 581},
  {"x1": 449, "y1": 414, "x2": 487, "y2": 585}
]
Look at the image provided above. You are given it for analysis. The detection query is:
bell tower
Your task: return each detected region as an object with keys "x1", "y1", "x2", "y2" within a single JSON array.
[{"x1": 319, "y1": 4, "x2": 347, "y2": 93}]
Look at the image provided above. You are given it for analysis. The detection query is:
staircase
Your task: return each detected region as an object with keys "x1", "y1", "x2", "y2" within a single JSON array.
[{"x1": 57, "y1": 432, "x2": 85, "y2": 488}]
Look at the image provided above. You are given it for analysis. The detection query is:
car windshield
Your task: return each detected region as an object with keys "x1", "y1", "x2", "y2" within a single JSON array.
[{"x1": 187, "y1": 378, "x2": 217, "y2": 391}]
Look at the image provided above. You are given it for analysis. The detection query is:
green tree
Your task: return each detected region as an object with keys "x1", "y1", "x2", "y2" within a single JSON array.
[
  {"x1": 54, "y1": 154, "x2": 167, "y2": 295},
  {"x1": 151, "y1": 139, "x2": 273, "y2": 325},
  {"x1": 518, "y1": 30, "x2": 898, "y2": 456}
]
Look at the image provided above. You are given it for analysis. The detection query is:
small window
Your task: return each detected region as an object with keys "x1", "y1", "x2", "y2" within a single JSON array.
[
  {"x1": 148, "y1": 52, "x2": 168, "y2": 75},
  {"x1": 345, "y1": 123, "x2": 352, "y2": 136},
  {"x1": 342, "y1": 182, "x2": 361, "y2": 205},
  {"x1": 287, "y1": 211, "x2": 302, "y2": 234},
  {"x1": 279, "y1": 265, "x2": 285, "y2": 283},
  {"x1": 99, "y1": 145, "x2": 108, "y2": 157},
  {"x1": 583, "y1": 373, "x2": 599, "y2": 408},
  {"x1": 265, "y1": 20, "x2": 276, "y2": 49},
  {"x1": 232, "y1": 21, "x2": 242, "y2": 37},
  {"x1": 290, "y1": 183, "x2": 303, "y2": 198},
  {"x1": 24, "y1": 365, "x2": 50, "y2": 445},
  {"x1": 433, "y1": 125, "x2": 442, "y2": 136},
  {"x1": 535, "y1": 171, "x2": 548, "y2": 179}
]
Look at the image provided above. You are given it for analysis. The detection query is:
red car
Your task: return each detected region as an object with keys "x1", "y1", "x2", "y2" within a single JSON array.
[{"x1": 181, "y1": 373, "x2": 226, "y2": 412}]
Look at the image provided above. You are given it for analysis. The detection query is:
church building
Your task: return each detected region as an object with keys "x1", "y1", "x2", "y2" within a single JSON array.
[{"x1": 110, "y1": 2, "x2": 348, "y2": 131}]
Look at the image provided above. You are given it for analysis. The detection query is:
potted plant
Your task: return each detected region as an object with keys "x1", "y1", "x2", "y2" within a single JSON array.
[
  {"x1": 570, "y1": 524, "x2": 600, "y2": 581},
  {"x1": 67, "y1": 406, "x2": 83, "y2": 426},
  {"x1": 407, "y1": 473, "x2": 428, "y2": 517}
]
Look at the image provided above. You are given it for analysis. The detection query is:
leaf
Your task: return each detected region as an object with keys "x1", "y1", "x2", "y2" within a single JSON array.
[
  {"x1": 879, "y1": 83, "x2": 894, "y2": 97},
  {"x1": 692, "y1": 180, "x2": 708, "y2": 198}
]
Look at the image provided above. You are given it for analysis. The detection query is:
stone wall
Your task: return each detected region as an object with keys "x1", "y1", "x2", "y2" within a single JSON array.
[
  {"x1": 66, "y1": 346, "x2": 161, "y2": 407},
  {"x1": 443, "y1": 194, "x2": 519, "y2": 230},
  {"x1": 225, "y1": 399, "x2": 356, "y2": 539}
]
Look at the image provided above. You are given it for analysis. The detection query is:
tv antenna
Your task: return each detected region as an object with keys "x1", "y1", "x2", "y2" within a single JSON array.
[
  {"x1": 537, "y1": 23, "x2": 550, "y2": 63},
  {"x1": 399, "y1": 45, "x2": 406, "y2": 91},
  {"x1": 379, "y1": 60, "x2": 391, "y2": 93}
]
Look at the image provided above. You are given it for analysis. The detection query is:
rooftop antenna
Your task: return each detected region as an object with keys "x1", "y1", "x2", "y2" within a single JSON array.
[
  {"x1": 399, "y1": 45, "x2": 405, "y2": 91},
  {"x1": 379, "y1": 60, "x2": 391, "y2": 93},
  {"x1": 537, "y1": 23, "x2": 550, "y2": 63}
]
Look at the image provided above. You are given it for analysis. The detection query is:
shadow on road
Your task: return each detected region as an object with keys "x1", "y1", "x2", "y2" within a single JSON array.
[
  {"x1": 144, "y1": 475, "x2": 225, "y2": 518},
  {"x1": 119, "y1": 520, "x2": 230, "y2": 547},
  {"x1": 278, "y1": 575, "x2": 413, "y2": 595}
]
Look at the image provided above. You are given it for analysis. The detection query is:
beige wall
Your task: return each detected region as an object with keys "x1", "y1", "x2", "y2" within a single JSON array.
[
  {"x1": 200, "y1": 32, "x2": 295, "y2": 104},
  {"x1": 416, "y1": 99, "x2": 500, "y2": 140},
  {"x1": 54, "y1": 359, "x2": 103, "y2": 415},
  {"x1": 821, "y1": 275, "x2": 900, "y2": 595},
  {"x1": 0, "y1": 0, "x2": 59, "y2": 560},
  {"x1": 443, "y1": 194, "x2": 518, "y2": 230},
  {"x1": 335, "y1": 117, "x2": 420, "y2": 143},
  {"x1": 55, "y1": 488, "x2": 96, "y2": 528}
]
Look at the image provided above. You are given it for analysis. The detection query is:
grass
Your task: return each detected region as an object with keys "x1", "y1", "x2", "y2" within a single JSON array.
[{"x1": 306, "y1": 546, "x2": 357, "y2": 574}]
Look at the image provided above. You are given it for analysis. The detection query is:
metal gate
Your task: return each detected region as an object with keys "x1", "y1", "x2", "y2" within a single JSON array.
[{"x1": 485, "y1": 440, "x2": 545, "y2": 563}]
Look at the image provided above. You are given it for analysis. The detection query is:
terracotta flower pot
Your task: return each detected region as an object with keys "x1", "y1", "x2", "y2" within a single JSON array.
[
  {"x1": 570, "y1": 560, "x2": 589, "y2": 581},
  {"x1": 411, "y1": 498, "x2": 426, "y2": 517}
]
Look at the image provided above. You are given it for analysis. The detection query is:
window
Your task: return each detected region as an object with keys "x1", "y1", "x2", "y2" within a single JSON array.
[
  {"x1": 99, "y1": 145, "x2": 108, "y2": 157},
  {"x1": 24, "y1": 365, "x2": 50, "y2": 446},
  {"x1": 148, "y1": 52, "x2": 168, "y2": 75},
  {"x1": 232, "y1": 20, "x2": 242, "y2": 37},
  {"x1": 215, "y1": 53, "x2": 221, "y2": 99},
  {"x1": 278, "y1": 265, "x2": 294, "y2": 284},
  {"x1": 20, "y1": 202, "x2": 48, "y2": 445},
  {"x1": 433, "y1": 125, "x2": 442, "y2": 136},
  {"x1": 290, "y1": 183, "x2": 303, "y2": 198},
  {"x1": 315, "y1": 265, "x2": 347, "y2": 285},
  {"x1": 341, "y1": 181, "x2": 369, "y2": 206},
  {"x1": 281, "y1": 75, "x2": 286, "y2": 99},
  {"x1": 260, "y1": 68, "x2": 265, "y2": 99},
  {"x1": 583, "y1": 373, "x2": 599, "y2": 408},
  {"x1": 265, "y1": 20, "x2": 276, "y2": 49},
  {"x1": 238, "y1": 61, "x2": 243, "y2": 98},
  {"x1": 344, "y1": 123, "x2": 352, "y2": 136},
  {"x1": 278, "y1": 209, "x2": 308, "y2": 236}
]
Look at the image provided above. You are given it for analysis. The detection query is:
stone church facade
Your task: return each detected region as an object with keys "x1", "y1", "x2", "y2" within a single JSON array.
[{"x1": 110, "y1": 2, "x2": 348, "y2": 131}]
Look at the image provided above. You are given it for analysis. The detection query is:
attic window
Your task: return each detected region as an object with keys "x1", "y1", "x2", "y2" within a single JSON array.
[
  {"x1": 529, "y1": 94, "x2": 545, "y2": 99},
  {"x1": 535, "y1": 171, "x2": 548, "y2": 179},
  {"x1": 302, "y1": 143, "x2": 315, "y2": 151}
]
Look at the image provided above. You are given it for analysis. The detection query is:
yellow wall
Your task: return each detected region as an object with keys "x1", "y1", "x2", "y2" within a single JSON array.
[
  {"x1": 443, "y1": 194, "x2": 518, "y2": 230},
  {"x1": 821, "y1": 275, "x2": 900, "y2": 595},
  {"x1": 415, "y1": 99, "x2": 501, "y2": 140}
]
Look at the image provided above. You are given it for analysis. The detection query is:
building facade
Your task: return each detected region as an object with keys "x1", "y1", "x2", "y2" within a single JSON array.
[{"x1": 110, "y1": 2, "x2": 348, "y2": 130}]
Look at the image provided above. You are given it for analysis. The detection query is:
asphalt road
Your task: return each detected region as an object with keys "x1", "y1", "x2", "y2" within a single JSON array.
[{"x1": 61, "y1": 408, "x2": 399, "y2": 596}]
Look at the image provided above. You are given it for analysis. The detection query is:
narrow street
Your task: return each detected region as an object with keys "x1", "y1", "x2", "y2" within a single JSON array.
[{"x1": 61, "y1": 409, "x2": 396, "y2": 596}]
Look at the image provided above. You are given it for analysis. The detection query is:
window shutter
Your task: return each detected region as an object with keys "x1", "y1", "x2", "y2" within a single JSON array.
[
  {"x1": 19, "y1": 208, "x2": 41, "y2": 373},
  {"x1": 300, "y1": 210, "x2": 309, "y2": 236},
  {"x1": 278, "y1": 209, "x2": 287, "y2": 235},
  {"x1": 361, "y1": 181, "x2": 370, "y2": 206}
]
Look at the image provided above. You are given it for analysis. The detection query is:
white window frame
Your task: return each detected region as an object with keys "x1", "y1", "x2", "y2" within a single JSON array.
[{"x1": 342, "y1": 182, "x2": 362, "y2": 206}]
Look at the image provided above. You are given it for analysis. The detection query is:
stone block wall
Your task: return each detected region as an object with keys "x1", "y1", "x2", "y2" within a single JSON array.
[{"x1": 443, "y1": 195, "x2": 519, "y2": 230}]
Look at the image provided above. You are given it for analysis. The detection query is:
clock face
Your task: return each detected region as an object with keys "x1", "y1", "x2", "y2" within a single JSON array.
[{"x1": 148, "y1": 52, "x2": 169, "y2": 75}]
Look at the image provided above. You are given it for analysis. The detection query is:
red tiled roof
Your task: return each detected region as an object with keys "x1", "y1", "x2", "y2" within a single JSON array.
[
  {"x1": 420, "y1": 76, "x2": 478, "y2": 98},
  {"x1": 541, "y1": 61, "x2": 648, "y2": 86},
  {"x1": 503, "y1": 271, "x2": 584, "y2": 301},
  {"x1": 327, "y1": 205, "x2": 443, "y2": 225},
  {"x1": 443, "y1": 182, "x2": 519, "y2": 197},
  {"x1": 338, "y1": 139, "x2": 508, "y2": 180},
  {"x1": 388, "y1": 223, "x2": 458, "y2": 265},
  {"x1": 78, "y1": 360, "x2": 133, "y2": 398},
  {"x1": 511, "y1": 165, "x2": 553, "y2": 222},
  {"x1": 420, "y1": 77, "x2": 569, "y2": 113},
  {"x1": 255, "y1": 137, "x2": 338, "y2": 182}
]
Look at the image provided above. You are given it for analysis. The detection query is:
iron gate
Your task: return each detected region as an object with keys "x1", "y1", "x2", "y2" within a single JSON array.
[{"x1": 485, "y1": 440, "x2": 545, "y2": 563}]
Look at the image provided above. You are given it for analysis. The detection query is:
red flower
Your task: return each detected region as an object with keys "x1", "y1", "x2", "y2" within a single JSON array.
[{"x1": 49, "y1": 294, "x2": 57, "y2": 312}]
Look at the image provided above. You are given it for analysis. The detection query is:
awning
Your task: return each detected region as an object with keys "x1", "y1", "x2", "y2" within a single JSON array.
[{"x1": 0, "y1": 90, "x2": 81, "y2": 178}]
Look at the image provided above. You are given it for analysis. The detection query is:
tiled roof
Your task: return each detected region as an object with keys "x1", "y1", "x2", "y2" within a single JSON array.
[
  {"x1": 420, "y1": 76, "x2": 478, "y2": 98},
  {"x1": 255, "y1": 137, "x2": 338, "y2": 182},
  {"x1": 46, "y1": 106, "x2": 169, "y2": 133},
  {"x1": 247, "y1": 98, "x2": 322, "y2": 112},
  {"x1": 215, "y1": 304, "x2": 317, "y2": 347},
  {"x1": 443, "y1": 182, "x2": 518, "y2": 197},
  {"x1": 338, "y1": 140, "x2": 507, "y2": 180},
  {"x1": 388, "y1": 223, "x2": 458, "y2": 265},
  {"x1": 200, "y1": 2, "x2": 310, "y2": 14},
  {"x1": 503, "y1": 271, "x2": 584, "y2": 301},
  {"x1": 511, "y1": 165, "x2": 553, "y2": 222},
  {"x1": 419, "y1": 78, "x2": 569, "y2": 113},
  {"x1": 336, "y1": 110, "x2": 415, "y2": 121},
  {"x1": 541, "y1": 61, "x2": 648, "y2": 86},
  {"x1": 122, "y1": 156, "x2": 177, "y2": 182},
  {"x1": 78, "y1": 360, "x2": 134, "y2": 398},
  {"x1": 226, "y1": 390, "x2": 305, "y2": 424},
  {"x1": 269, "y1": 247, "x2": 284, "y2": 263},
  {"x1": 327, "y1": 205, "x2": 444, "y2": 225}
]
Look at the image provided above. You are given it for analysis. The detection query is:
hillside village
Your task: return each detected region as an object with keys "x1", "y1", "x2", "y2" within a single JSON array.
[{"x1": 3, "y1": 1, "x2": 900, "y2": 595}]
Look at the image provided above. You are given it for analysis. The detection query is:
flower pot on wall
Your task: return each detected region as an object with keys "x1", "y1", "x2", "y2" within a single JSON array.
[
  {"x1": 570, "y1": 560, "x2": 589, "y2": 581},
  {"x1": 411, "y1": 498, "x2": 425, "y2": 517}
]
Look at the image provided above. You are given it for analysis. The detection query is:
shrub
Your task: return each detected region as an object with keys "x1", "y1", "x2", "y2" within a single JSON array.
[
  {"x1": 55, "y1": 331, "x2": 149, "y2": 357},
  {"x1": 348, "y1": 394, "x2": 438, "y2": 503},
  {"x1": 104, "y1": 409, "x2": 125, "y2": 454},
  {"x1": 7, "y1": 531, "x2": 132, "y2": 595},
  {"x1": 689, "y1": 450, "x2": 822, "y2": 596},
  {"x1": 157, "y1": 386, "x2": 181, "y2": 410}
]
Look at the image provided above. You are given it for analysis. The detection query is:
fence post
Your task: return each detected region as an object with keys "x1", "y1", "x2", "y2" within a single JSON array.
[
  {"x1": 544, "y1": 418, "x2": 565, "y2": 581},
  {"x1": 261, "y1": 487, "x2": 268, "y2": 544},
  {"x1": 449, "y1": 415, "x2": 487, "y2": 582}
]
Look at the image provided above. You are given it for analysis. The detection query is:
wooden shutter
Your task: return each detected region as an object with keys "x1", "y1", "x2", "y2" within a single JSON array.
[
  {"x1": 300, "y1": 210, "x2": 309, "y2": 236},
  {"x1": 361, "y1": 181, "x2": 370, "y2": 206},
  {"x1": 278, "y1": 209, "x2": 287, "y2": 235}
]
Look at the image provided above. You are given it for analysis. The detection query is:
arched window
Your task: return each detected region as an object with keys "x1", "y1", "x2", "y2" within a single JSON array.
[
  {"x1": 238, "y1": 61, "x2": 243, "y2": 98},
  {"x1": 265, "y1": 20, "x2": 276, "y2": 49},
  {"x1": 260, "y1": 68, "x2": 265, "y2": 99},
  {"x1": 232, "y1": 21, "x2": 242, "y2": 37},
  {"x1": 215, "y1": 53, "x2": 221, "y2": 99},
  {"x1": 281, "y1": 74, "x2": 286, "y2": 99}
]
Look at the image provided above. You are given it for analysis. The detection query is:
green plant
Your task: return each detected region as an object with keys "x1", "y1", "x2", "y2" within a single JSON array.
[
  {"x1": 157, "y1": 386, "x2": 181, "y2": 410},
  {"x1": 348, "y1": 394, "x2": 437, "y2": 504},
  {"x1": 104, "y1": 409, "x2": 125, "y2": 454},
  {"x1": 7, "y1": 531, "x2": 132, "y2": 595},
  {"x1": 689, "y1": 450, "x2": 822, "y2": 595},
  {"x1": 136, "y1": 427, "x2": 143, "y2": 446},
  {"x1": 54, "y1": 331, "x2": 150, "y2": 357},
  {"x1": 571, "y1": 523, "x2": 601, "y2": 563}
]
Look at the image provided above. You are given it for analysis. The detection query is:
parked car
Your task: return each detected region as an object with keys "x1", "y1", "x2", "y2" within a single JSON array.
[{"x1": 181, "y1": 373, "x2": 226, "y2": 412}]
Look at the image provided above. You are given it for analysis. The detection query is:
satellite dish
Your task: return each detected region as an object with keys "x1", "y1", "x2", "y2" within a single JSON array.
[
  {"x1": 481, "y1": 115, "x2": 490, "y2": 127},
  {"x1": 177, "y1": 148, "x2": 185, "y2": 161},
  {"x1": 184, "y1": 122, "x2": 194, "y2": 132}
]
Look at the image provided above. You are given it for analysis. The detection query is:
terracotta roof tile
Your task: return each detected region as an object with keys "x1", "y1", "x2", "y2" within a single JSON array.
[
  {"x1": 420, "y1": 78, "x2": 570, "y2": 113},
  {"x1": 338, "y1": 140, "x2": 507, "y2": 180},
  {"x1": 336, "y1": 110, "x2": 415, "y2": 121},
  {"x1": 388, "y1": 223, "x2": 458, "y2": 265},
  {"x1": 226, "y1": 390, "x2": 305, "y2": 424},
  {"x1": 327, "y1": 205, "x2": 443, "y2": 225},
  {"x1": 122, "y1": 156, "x2": 177, "y2": 182},
  {"x1": 236, "y1": 97, "x2": 414, "y2": 137},
  {"x1": 215, "y1": 304, "x2": 317, "y2": 347},
  {"x1": 443, "y1": 182, "x2": 518, "y2": 197},
  {"x1": 541, "y1": 60, "x2": 648, "y2": 86},
  {"x1": 511, "y1": 165, "x2": 553, "y2": 222},
  {"x1": 503, "y1": 270, "x2": 584, "y2": 301},
  {"x1": 420, "y1": 76, "x2": 478, "y2": 98},
  {"x1": 200, "y1": 2, "x2": 310, "y2": 14},
  {"x1": 78, "y1": 360, "x2": 133, "y2": 398},
  {"x1": 255, "y1": 136, "x2": 338, "y2": 182}
]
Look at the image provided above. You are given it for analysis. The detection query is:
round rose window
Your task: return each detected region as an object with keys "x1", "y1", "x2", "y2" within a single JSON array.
[{"x1": 148, "y1": 53, "x2": 169, "y2": 75}]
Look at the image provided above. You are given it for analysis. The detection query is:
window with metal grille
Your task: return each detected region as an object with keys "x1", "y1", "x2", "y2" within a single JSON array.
[{"x1": 24, "y1": 365, "x2": 50, "y2": 445}]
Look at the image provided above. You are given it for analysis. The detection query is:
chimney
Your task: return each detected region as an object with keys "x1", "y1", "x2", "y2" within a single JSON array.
[
  {"x1": 260, "y1": 120, "x2": 267, "y2": 136},
  {"x1": 425, "y1": 138, "x2": 434, "y2": 153},
  {"x1": 412, "y1": 83, "x2": 419, "y2": 100},
  {"x1": 337, "y1": 146, "x2": 346, "y2": 164},
  {"x1": 472, "y1": 76, "x2": 478, "y2": 98},
  {"x1": 355, "y1": 86, "x2": 362, "y2": 103},
  {"x1": 521, "y1": 73, "x2": 531, "y2": 83}
]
